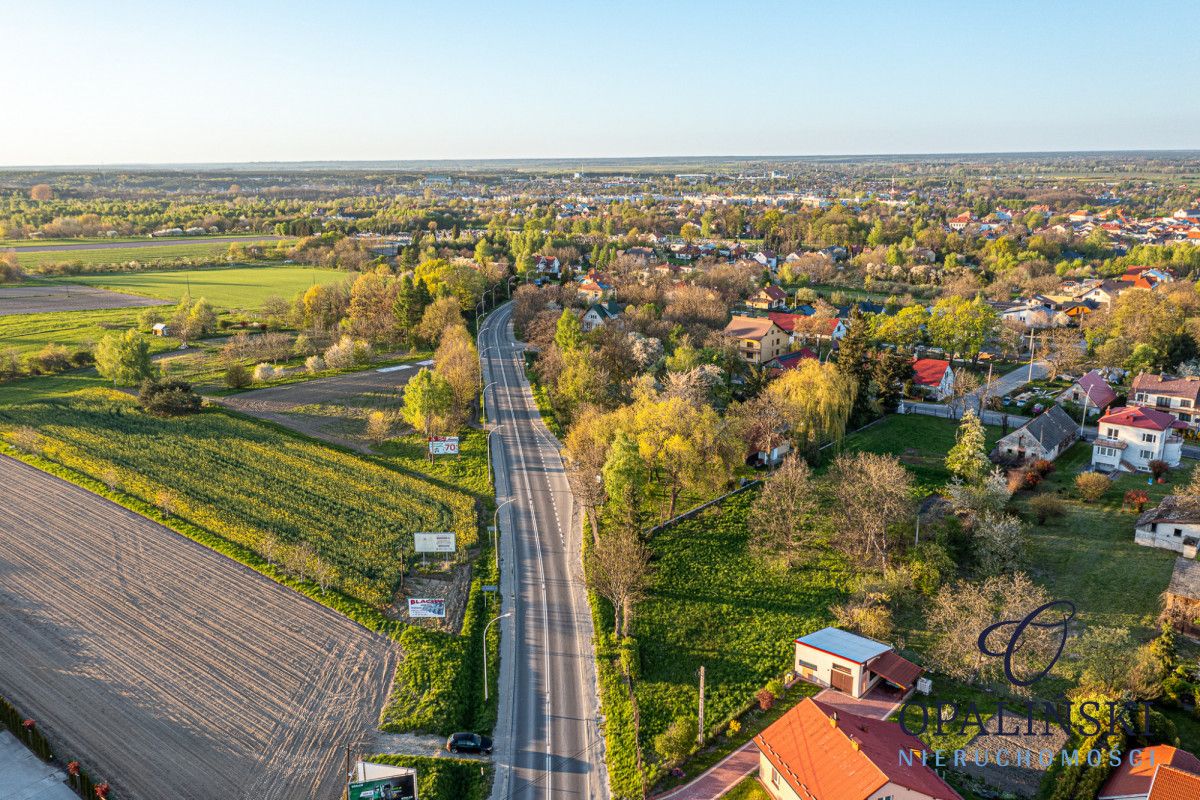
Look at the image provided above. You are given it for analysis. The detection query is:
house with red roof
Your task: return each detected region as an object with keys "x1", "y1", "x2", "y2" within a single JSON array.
[
  {"x1": 948, "y1": 212, "x2": 974, "y2": 231},
  {"x1": 1132, "y1": 373, "x2": 1200, "y2": 427},
  {"x1": 1057, "y1": 369, "x2": 1117, "y2": 413},
  {"x1": 755, "y1": 697, "x2": 960, "y2": 800},
  {"x1": 1099, "y1": 745, "x2": 1200, "y2": 800},
  {"x1": 1092, "y1": 406, "x2": 1186, "y2": 472},
  {"x1": 764, "y1": 348, "x2": 818, "y2": 375},
  {"x1": 748, "y1": 284, "x2": 789, "y2": 311},
  {"x1": 912, "y1": 358, "x2": 955, "y2": 401}
]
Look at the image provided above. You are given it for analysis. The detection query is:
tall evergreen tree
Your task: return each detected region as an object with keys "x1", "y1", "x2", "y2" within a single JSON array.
[
  {"x1": 946, "y1": 410, "x2": 990, "y2": 484},
  {"x1": 836, "y1": 307, "x2": 874, "y2": 423}
]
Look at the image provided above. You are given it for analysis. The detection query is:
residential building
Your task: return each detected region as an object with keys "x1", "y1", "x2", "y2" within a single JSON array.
[
  {"x1": 1099, "y1": 745, "x2": 1200, "y2": 800},
  {"x1": 755, "y1": 697, "x2": 961, "y2": 800},
  {"x1": 912, "y1": 358, "x2": 955, "y2": 401},
  {"x1": 723, "y1": 315, "x2": 790, "y2": 366},
  {"x1": 1135, "y1": 496, "x2": 1200, "y2": 558},
  {"x1": 534, "y1": 255, "x2": 561, "y2": 276},
  {"x1": 763, "y1": 348, "x2": 817, "y2": 375},
  {"x1": 746, "y1": 285, "x2": 789, "y2": 311},
  {"x1": 948, "y1": 212, "x2": 974, "y2": 231},
  {"x1": 994, "y1": 405, "x2": 1078, "y2": 463},
  {"x1": 1165, "y1": 558, "x2": 1200, "y2": 636},
  {"x1": 793, "y1": 626, "x2": 923, "y2": 700},
  {"x1": 1091, "y1": 406, "x2": 1185, "y2": 472},
  {"x1": 1056, "y1": 369, "x2": 1117, "y2": 413},
  {"x1": 580, "y1": 301, "x2": 622, "y2": 333},
  {"x1": 1131, "y1": 373, "x2": 1200, "y2": 427},
  {"x1": 577, "y1": 269, "x2": 614, "y2": 303}
]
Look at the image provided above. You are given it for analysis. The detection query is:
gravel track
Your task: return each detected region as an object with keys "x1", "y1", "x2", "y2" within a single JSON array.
[
  {"x1": 0, "y1": 455, "x2": 399, "y2": 800},
  {"x1": 0, "y1": 285, "x2": 169, "y2": 315}
]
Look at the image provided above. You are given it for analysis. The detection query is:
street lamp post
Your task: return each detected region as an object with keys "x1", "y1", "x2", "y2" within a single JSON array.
[
  {"x1": 493, "y1": 497, "x2": 515, "y2": 571},
  {"x1": 483, "y1": 611, "x2": 511, "y2": 702}
]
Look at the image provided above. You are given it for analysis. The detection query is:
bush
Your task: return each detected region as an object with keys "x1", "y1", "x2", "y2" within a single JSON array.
[
  {"x1": 618, "y1": 637, "x2": 641, "y2": 681},
  {"x1": 324, "y1": 336, "x2": 371, "y2": 369},
  {"x1": 1125, "y1": 489, "x2": 1150, "y2": 512},
  {"x1": 305, "y1": 355, "x2": 325, "y2": 374},
  {"x1": 70, "y1": 349, "x2": 94, "y2": 367},
  {"x1": 1030, "y1": 494, "x2": 1066, "y2": 524},
  {"x1": 31, "y1": 343, "x2": 72, "y2": 374},
  {"x1": 1030, "y1": 458, "x2": 1056, "y2": 477},
  {"x1": 224, "y1": 363, "x2": 251, "y2": 389},
  {"x1": 1149, "y1": 459, "x2": 1170, "y2": 480},
  {"x1": 252, "y1": 362, "x2": 281, "y2": 382},
  {"x1": 906, "y1": 542, "x2": 955, "y2": 596},
  {"x1": 138, "y1": 379, "x2": 202, "y2": 416},
  {"x1": 755, "y1": 688, "x2": 776, "y2": 711},
  {"x1": 1075, "y1": 472, "x2": 1109, "y2": 502},
  {"x1": 653, "y1": 716, "x2": 695, "y2": 764},
  {"x1": 1022, "y1": 470, "x2": 1042, "y2": 489}
]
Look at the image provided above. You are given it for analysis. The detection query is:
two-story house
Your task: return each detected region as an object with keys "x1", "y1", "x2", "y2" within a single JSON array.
[
  {"x1": 1131, "y1": 373, "x2": 1200, "y2": 427},
  {"x1": 746, "y1": 285, "x2": 788, "y2": 311},
  {"x1": 1091, "y1": 406, "x2": 1185, "y2": 472},
  {"x1": 723, "y1": 315, "x2": 789, "y2": 366},
  {"x1": 912, "y1": 358, "x2": 955, "y2": 401},
  {"x1": 580, "y1": 301, "x2": 622, "y2": 333}
]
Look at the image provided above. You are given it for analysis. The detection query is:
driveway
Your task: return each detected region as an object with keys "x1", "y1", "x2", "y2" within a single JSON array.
[
  {"x1": 652, "y1": 742, "x2": 761, "y2": 800},
  {"x1": 813, "y1": 684, "x2": 906, "y2": 721}
]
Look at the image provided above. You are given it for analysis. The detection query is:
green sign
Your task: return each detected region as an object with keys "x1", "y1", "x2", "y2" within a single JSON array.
[{"x1": 348, "y1": 775, "x2": 416, "y2": 800}]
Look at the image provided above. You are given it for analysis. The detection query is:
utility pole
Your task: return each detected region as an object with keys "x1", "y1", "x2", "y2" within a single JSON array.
[
  {"x1": 1027, "y1": 326, "x2": 1037, "y2": 384},
  {"x1": 698, "y1": 665, "x2": 706, "y2": 745}
]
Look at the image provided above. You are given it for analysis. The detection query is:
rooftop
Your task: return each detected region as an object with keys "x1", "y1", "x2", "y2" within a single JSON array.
[{"x1": 795, "y1": 626, "x2": 891, "y2": 664}]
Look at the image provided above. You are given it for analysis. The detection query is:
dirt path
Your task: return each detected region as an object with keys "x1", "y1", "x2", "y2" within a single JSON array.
[
  {"x1": 0, "y1": 455, "x2": 399, "y2": 800},
  {"x1": 0, "y1": 285, "x2": 169, "y2": 315}
]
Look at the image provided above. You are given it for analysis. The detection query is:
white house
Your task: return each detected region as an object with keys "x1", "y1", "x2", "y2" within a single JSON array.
[
  {"x1": 1131, "y1": 373, "x2": 1200, "y2": 427},
  {"x1": 580, "y1": 301, "x2": 622, "y2": 333},
  {"x1": 793, "y1": 626, "x2": 923, "y2": 700},
  {"x1": 1135, "y1": 496, "x2": 1200, "y2": 559},
  {"x1": 1091, "y1": 406, "x2": 1185, "y2": 472},
  {"x1": 912, "y1": 358, "x2": 955, "y2": 401}
]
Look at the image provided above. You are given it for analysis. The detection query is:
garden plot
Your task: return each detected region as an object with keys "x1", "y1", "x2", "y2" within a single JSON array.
[
  {"x1": 0, "y1": 285, "x2": 168, "y2": 315},
  {"x1": 0, "y1": 455, "x2": 398, "y2": 800}
]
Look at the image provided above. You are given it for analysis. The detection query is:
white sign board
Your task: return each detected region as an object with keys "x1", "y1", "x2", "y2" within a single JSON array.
[
  {"x1": 408, "y1": 598, "x2": 446, "y2": 618},
  {"x1": 414, "y1": 532, "x2": 456, "y2": 553},
  {"x1": 428, "y1": 436, "x2": 459, "y2": 455}
]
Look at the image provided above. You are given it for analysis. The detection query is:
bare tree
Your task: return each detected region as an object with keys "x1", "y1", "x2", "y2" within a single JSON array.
[
  {"x1": 564, "y1": 408, "x2": 612, "y2": 547},
  {"x1": 747, "y1": 456, "x2": 818, "y2": 567},
  {"x1": 259, "y1": 531, "x2": 280, "y2": 567},
  {"x1": 588, "y1": 525, "x2": 652, "y2": 638},
  {"x1": 830, "y1": 452, "x2": 914, "y2": 569},
  {"x1": 948, "y1": 369, "x2": 982, "y2": 418},
  {"x1": 973, "y1": 511, "x2": 1027, "y2": 576}
]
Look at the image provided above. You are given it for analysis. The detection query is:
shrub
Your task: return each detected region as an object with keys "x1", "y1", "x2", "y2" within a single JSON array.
[
  {"x1": 305, "y1": 355, "x2": 325, "y2": 374},
  {"x1": 252, "y1": 362, "x2": 281, "y2": 382},
  {"x1": 1030, "y1": 458, "x2": 1056, "y2": 477},
  {"x1": 906, "y1": 542, "x2": 955, "y2": 596},
  {"x1": 224, "y1": 362, "x2": 252, "y2": 389},
  {"x1": 323, "y1": 336, "x2": 371, "y2": 369},
  {"x1": 726, "y1": 719, "x2": 741, "y2": 737},
  {"x1": 1021, "y1": 470, "x2": 1042, "y2": 489},
  {"x1": 32, "y1": 343, "x2": 72, "y2": 374},
  {"x1": 139, "y1": 379, "x2": 202, "y2": 416},
  {"x1": 755, "y1": 688, "x2": 776, "y2": 711},
  {"x1": 292, "y1": 333, "x2": 314, "y2": 356},
  {"x1": 618, "y1": 637, "x2": 641, "y2": 681},
  {"x1": 1125, "y1": 489, "x2": 1150, "y2": 512},
  {"x1": 1030, "y1": 494, "x2": 1065, "y2": 524},
  {"x1": 0, "y1": 347, "x2": 20, "y2": 378},
  {"x1": 1075, "y1": 472, "x2": 1109, "y2": 502},
  {"x1": 1149, "y1": 459, "x2": 1170, "y2": 480},
  {"x1": 70, "y1": 349, "x2": 95, "y2": 367},
  {"x1": 653, "y1": 716, "x2": 695, "y2": 764}
]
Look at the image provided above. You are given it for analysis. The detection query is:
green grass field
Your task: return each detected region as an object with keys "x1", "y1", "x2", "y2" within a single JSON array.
[
  {"x1": 632, "y1": 490, "x2": 850, "y2": 747},
  {"x1": 1, "y1": 234, "x2": 283, "y2": 249},
  {"x1": 0, "y1": 389, "x2": 476, "y2": 608},
  {"x1": 0, "y1": 307, "x2": 179, "y2": 356},
  {"x1": 840, "y1": 413, "x2": 1002, "y2": 491},
  {"x1": 48, "y1": 265, "x2": 347, "y2": 310}
]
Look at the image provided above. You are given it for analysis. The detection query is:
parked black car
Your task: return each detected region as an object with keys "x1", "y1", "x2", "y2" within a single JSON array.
[{"x1": 446, "y1": 732, "x2": 493, "y2": 755}]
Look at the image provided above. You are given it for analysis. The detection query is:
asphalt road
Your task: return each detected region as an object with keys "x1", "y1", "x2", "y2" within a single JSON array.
[
  {"x1": 7, "y1": 235, "x2": 287, "y2": 253},
  {"x1": 481, "y1": 302, "x2": 607, "y2": 800}
]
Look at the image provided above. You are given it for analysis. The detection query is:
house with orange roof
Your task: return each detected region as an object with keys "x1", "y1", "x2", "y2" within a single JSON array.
[
  {"x1": 1099, "y1": 745, "x2": 1200, "y2": 800},
  {"x1": 755, "y1": 697, "x2": 961, "y2": 800}
]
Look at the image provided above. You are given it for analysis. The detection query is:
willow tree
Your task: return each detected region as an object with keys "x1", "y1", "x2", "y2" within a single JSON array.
[{"x1": 764, "y1": 360, "x2": 857, "y2": 455}]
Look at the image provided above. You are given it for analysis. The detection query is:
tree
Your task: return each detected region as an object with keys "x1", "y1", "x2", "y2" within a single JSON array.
[
  {"x1": 603, "y1": 430, "x2": 648, "y2": 529},
  {"x1": 94, "y1": 330, "x2": 152, "y2": 386},
  {"x1": 872, "y1": 305, "x2": 929, "y2": 351},
  {"x1": 138, "y1": 379, "x2": 202, "y2": 416},
  {"x1": 347, "y1": 269, "x2": 400, "y2": 345},
  {"x1": 393, "y1": 274, "x2": 432, "y2": 346},
  {"x1": 928, "y1": 295, "x2": 998, "y2": 362},
  {"x1": 829, "y1": 452, "x2": 914, "y2": 569},
  {"x1": 653, "y1": 717, "x2": 696, "y2": 764},
  {"x1": 415, "y1": 296, "x2": 465, "y2": 345},
  {"x1": 1074, "y1": 626, "x2": 1136, "y2": 696},
  {"x1": 748, "y1": 456, "x2": 818, "y2": 567},
  {"x1": 973, "y1": 511, "x2": 1026, "y2": 576},
  {"x1": 554, "y1": 309, "x2": 584, "y2": 352},
  {"x1": 836, "y1": 308, "x2": 874, "y2": 422},
  {"x1": 224, "y1": 362, "x2": 251, "y2": 389},
  {"x1": 873, "y1": 349, "x2": 913, "y2": 412},
  {"x1": 433, "y1": 324, "x2": 480, "y2": 424},
  {"x1": 764, "y1": 360, "x2": 857, "y2": 456},
  {"x1": 946, "y1": 411, "x2": 990, "y2": 483},
  {"x1": 365, "y1": 410, "x2": 392, "y2": 445},
  {"x1": 948, "y1": 369, "x2": 982, "y2": 417},
  {"x1": 29, "y1": 184, "x2": 52, "y2": 201},
  {"x1": 632, "y1": 396, "x2": 737, "y2": 520},
  {"x1": 400, "y1": 368, "x2": 454, "y2": 449},
  {"x1": 565, "y1": 408, "x2": 616, "y2": 546},
  {"x1": 588, "y1": 525, "x2": 652, "y2": 638}
]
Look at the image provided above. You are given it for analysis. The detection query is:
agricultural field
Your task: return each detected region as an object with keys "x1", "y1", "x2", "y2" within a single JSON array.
[
  {"x1": 0, "y1": 307, "x2": 178, "y2": 356},
  {"x1": 0, "y1": 389, "x2": 476, "y2": 609},
  {"x1": 631, "y1": 490, "x2": 850, "y2": 748},
  {"x1": 11, "y1": 239, "x2": 289, "y2": 270},
  {"x1": 48, "y1": 264, "x2": 348, "y2": 310},
  {"x1": 0, "y1": 285, "x2": 169, "y2": 316},
  {"x1": 0, "y1": 455, "x2": 398, "y2": 800}
]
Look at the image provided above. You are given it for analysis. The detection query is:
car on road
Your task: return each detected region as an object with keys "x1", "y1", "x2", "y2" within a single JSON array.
[{"x1": 446, "y1": 732, "x2": 493, "y2": 755}]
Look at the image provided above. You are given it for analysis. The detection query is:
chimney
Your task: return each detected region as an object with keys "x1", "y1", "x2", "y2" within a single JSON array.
[{"x1": 829, "y1": 711, "x2": 838, "y2": 727}]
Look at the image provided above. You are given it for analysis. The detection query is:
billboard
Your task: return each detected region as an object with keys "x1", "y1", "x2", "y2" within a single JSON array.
[
  {"x1": 414, "y1": 532, "x2": 456, "y2": 553},
  {"x1": 408, "y1": 598, "x2": 446, "y2": 618},
  {"x1": 349, "y1": 760, "x2": 418, "y2": 800},
  {"x1": 428, "y1": 436, "x2": 459, "y2": 455}
]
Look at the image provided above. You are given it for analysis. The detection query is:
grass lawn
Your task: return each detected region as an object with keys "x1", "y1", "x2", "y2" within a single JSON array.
[
  {"x1": 724, "y1": 776, "x2": 772, "y2": 800},
  {"x1": 0, "y1": 307, "x2": 180, "y2": 355},
  {"x1": 14, "y1": 241, "x2": 286, "y2": 269},
  {"x1": 379, "y1": 429, "x2": 492, "y2": 503},
  {"x1": 0, "y1": 389, "x2": 476, "y2": 608},
  {"x1": 840, "y1": 413, "x2": 1001, "y2": 491},
  {"x1": 632, "y1": 490, "x2": 851, "y2": 749},
  {"x1": 49, "y1": 264, "x2": 348, "y2": 310}
]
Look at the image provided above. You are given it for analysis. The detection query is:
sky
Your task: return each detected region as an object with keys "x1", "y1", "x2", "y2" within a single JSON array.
[{"x1": 2, "y1": 0, "x2": 1198, "y2": 166}]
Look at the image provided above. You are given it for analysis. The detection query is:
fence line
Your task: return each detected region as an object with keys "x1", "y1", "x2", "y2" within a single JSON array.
[{"x1": 647, "y1": 480, "x2": 762, "y2": 536}]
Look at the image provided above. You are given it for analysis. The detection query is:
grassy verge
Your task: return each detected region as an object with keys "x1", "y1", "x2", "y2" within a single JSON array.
[
  {"x1": 0, "y1": 307, "x2": 180, "y2": 356},
  {"x1": 724, "y1": 776, "x2": 771, "y2": 800}
]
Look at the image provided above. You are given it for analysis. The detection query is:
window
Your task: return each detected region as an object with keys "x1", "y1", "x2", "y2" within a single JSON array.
[
  {"x1": 1142, "y1": 433, "x2": 1157, "y2": 443},
  {"x1": 771, "y1": 767, "x2": 780, "y2": 788},
  {"x1": 1106, "y1": 427, "x2": 1119, "y2": 438},
  {"x1": 1135, "y1": 393, "x2": 1146, "y2": 402},
  {"x1": 1183, "y1": 400, "x2": 1193, "y2": 409},
  {"x1": 1140, "y1": 449, "x2": 1153, "y2": 459},
  {"x1": 1175, "y1": 528, "x2": 1184, "y2": 538},
  {"x1": 1181, "y1": 413, "x2": 1193, "y2": 423},
  {"x1": 831, "y1": 663, "x2": 852, "y2": 674},
  {"x1": 1156, "y1": 397, "x2": 1171, "y2": 409}
]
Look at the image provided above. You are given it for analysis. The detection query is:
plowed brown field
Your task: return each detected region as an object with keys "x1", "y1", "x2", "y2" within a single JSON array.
[{"x1": 0, "y1": 455, "x2": 399, "y2": 800}]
